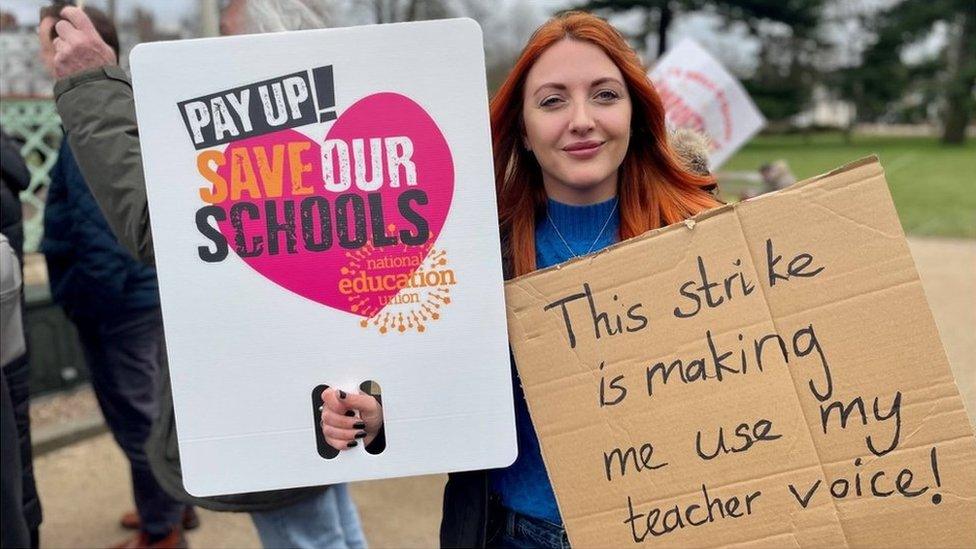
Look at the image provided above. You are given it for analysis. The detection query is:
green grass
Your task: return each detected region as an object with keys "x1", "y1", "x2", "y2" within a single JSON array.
[{"x1": 720, "y1": 133, "x2": 976, "y2": 239}]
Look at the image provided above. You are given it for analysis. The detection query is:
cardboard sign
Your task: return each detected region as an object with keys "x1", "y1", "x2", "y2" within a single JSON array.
[
  {"x1": 507, "y1": 158, "x2": 976, "y2": 548},
  {"x1": 129, "y1": 19, "x2": 516, "y2": 496},
  {"x1": 650, "y1": 39, "x2": 765, "y2": 169}
]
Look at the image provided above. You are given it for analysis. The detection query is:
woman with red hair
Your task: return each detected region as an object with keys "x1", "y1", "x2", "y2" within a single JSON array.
[
  {"x1": 442, "y1": 11, "x2": 720, "y2": 547},
  {"x1": 321, "y1": 10, "x2": 720, "y2": 547}
]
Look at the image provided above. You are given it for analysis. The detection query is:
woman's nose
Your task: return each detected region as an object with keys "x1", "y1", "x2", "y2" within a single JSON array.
[{"x1": 569, "y1": 101, "x2": 595, "y2": 134}]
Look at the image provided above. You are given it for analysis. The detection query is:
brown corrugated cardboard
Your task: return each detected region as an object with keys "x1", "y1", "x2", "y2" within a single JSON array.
[{"x1": 506, "y1": 157, "x2": 976, "y2": 548}]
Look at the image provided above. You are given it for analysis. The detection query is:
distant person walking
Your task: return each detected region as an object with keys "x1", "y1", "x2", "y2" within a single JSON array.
[{"x1": 38, "y1": 4, "x2": 194, "y2": 547}]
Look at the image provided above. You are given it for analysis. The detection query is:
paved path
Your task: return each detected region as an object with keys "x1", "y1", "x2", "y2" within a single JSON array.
[
  {"x1": 907, "y1": 237, "x2": 975, "y2": 422},
  {"x1": 33, "y1": 237, "x2": 974, "y2": 548},
  {"x1": 35, "y1": 434, "x2": 444, "y2": 548}
]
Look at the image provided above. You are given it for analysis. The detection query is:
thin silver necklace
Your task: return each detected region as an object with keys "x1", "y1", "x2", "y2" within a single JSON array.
[{"x1": 546, "y1": 198, "x2": 619, "y2": 258}]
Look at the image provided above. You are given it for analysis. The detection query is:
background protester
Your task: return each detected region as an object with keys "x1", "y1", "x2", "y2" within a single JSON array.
[
  {"x1": 47, "y1": 4, "x2": 366, "y2": 548},
  {"x1": 0, "y1": 129, "x2": 29, "y2": 264},
  {"x1": 0, "y1": 127, "x2": 42, "y2": 549},
  {"x1": 38, "y1": 5, "x2": 194, "y2": 548},
  {"x1": 1, "y1": 233, "x2": 31, "y2": 549}
]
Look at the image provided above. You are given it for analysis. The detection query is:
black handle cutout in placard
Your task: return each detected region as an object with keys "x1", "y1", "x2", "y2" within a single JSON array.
[
  {"x1": 312, "y1": 384, "x2": 339, "y2": 460},
  {"x1": 360, "y1": 380, "x2": 386, "y2": 455}
]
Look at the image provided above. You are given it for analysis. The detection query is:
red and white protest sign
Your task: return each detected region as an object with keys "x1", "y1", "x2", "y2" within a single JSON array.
[{"x1": 650, "y1": 39, "x2": 765, "y2": 169}]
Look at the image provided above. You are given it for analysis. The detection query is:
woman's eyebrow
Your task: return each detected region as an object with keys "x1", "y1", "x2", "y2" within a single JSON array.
[
  {"x1": 533, "y1": 82, "x2": 567, "y2": 95},
  {"x1": 533, "y1": 77, "x2": 625, "y2": 95},
  {"x1": 591, "y1": 77, "x2": 624, "y2": 87}
]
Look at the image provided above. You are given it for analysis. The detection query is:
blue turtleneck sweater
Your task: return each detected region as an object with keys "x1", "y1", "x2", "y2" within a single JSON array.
[{"x1": 490, "y1": 196, "x2": 620, "y2": 524}]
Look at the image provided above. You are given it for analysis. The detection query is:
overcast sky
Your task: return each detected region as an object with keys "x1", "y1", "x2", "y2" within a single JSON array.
[
  {"x1": 0, "y1": 0, "x2": 195, "y2": 27},
  {"x1": 0, "y1": 0, "x2": 751, "y2": 61},
  {"x1": 0, "y1": 0, "x2": 943, "y2": 76}
]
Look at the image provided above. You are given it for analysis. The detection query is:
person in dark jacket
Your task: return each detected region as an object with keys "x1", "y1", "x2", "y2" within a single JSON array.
[
  {"x1": 0, "y1": 127, "x2": 42, "y2": 548},
  {"x1": 48, "y1": 5, "x2": 367, "y2": 549},
  {"x1": 0, "y1": 129, "x2": 30, "y2": 263},
  {"x1": 39, "y1": 5, "x2": 194, "y2": 548},
  {"x1": 42, "y1": 143, "x2": 193, "y2": 548}
]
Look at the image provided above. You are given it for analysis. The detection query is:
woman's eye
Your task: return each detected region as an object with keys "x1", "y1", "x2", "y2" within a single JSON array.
[
  {"x1": 595, "y1": 89, "x2": 620, "y2": 102},
  {"x1": 540, "y1": 96, "x2": 564, "y2": 108}
]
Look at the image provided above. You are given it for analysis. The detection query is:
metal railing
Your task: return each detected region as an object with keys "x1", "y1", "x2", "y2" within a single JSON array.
[
  {"x1": 0, "y1": 99, "x2": 88, "y2": 395},
  {"x1": 0, "y1": 98, "x2": 62, "y2": 253}
]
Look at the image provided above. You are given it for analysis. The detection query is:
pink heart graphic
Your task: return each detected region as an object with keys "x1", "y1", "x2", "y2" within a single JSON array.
[{"x1": 212, "y1": 93, "x2": 454, "y2": 317}]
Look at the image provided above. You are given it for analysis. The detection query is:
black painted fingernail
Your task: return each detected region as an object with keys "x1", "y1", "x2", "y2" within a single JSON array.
[
  {"x1": 355, "y1": 431, "x2": 367, "y2": 439},
  {"x1": 353, "y1": 421, "x2": 366, "y2": 429},
  {"x1": 346, "y1": 440, "x2": 358, "y2": 448},
  {"x1": 344, "y1": 410, "x2": 356, "y2": 417},
  {"x1": 338, "y1": 390, "x2": 347, "y2": 399}
]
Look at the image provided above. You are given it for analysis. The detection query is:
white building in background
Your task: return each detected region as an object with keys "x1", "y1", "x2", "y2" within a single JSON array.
[
  {"x1": 1, "y1": 11, "x2": 186, "y2": 99},
  {"x1": 0, "y1": 27, "x2": 55, "y2": 97},
  {"x1": 793, "y1": 84, "x2": 856, "y2": 129}
]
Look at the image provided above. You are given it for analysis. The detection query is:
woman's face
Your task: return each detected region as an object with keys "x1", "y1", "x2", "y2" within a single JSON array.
[{"x1": 522, "y1": 38, "x2": 632, "y2": 205}]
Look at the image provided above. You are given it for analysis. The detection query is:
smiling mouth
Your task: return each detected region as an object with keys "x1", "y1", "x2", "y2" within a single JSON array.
[{"x1": 563, "y1": 141, "x2": 604, "y2": 158}]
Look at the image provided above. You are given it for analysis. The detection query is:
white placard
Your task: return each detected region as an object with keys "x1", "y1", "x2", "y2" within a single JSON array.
[
  {"x1": 130, "y1": 19, "x2": 516, "y2": 496},
  {"x1": 650, "y1": 39, "x2": 766, "y2": 169}
]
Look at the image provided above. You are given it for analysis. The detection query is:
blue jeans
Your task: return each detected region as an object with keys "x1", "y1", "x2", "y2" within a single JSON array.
[
  {"x1": 486, "y1": 506, "x2": 570, "y2": 548},
  {"x1": 250, "y1": 484, "x2": 367, "y2": 549}
]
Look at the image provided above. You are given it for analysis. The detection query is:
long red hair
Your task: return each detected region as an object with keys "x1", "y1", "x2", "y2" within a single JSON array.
[{"x1": 491, "y1": 11, "x2": 720, "y2": 277}]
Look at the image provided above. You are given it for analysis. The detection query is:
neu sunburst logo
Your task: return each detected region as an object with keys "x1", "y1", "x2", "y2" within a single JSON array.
[{"x1": 336, "y1": 226, "x2": 456, "y2": 334}]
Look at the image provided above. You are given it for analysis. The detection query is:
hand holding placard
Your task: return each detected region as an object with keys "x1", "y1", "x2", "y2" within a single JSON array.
[{"x1": 319, "y1": 387, "x2": 383, "y2": 449}]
